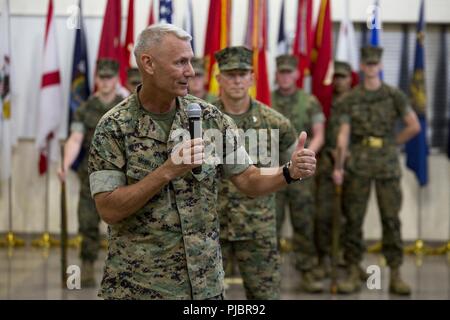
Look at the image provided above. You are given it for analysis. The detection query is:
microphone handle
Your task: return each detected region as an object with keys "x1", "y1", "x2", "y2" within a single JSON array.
[{"x1": 189, "y1": 117, "x2": 202, "y2": 174}]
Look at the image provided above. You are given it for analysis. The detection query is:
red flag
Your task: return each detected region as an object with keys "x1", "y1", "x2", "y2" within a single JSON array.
[
  {"x1": 148, "y1": 0, "x2": 155, "y2": 26},
  {"x1": 311, "y1": 0, "x2": 333, "y2": 119},
  {"x1": 292, "y1": 0, "x2": 313, "y2": 88},
  {"x1": 204, "y1": 0, "x2": 231, "y2": 95},
  {"x1": 97, "y1": 0, "x2": 122, "y2": 62},
  {"x1": 245, "y1": 0, "x2": 270, "y2": 105},
  {"x1": 120, "y1": 0, "x2": 134, "y2": 85},
  {"x1": 36, "y1": 0, "x2": 63, "y2": 175}
]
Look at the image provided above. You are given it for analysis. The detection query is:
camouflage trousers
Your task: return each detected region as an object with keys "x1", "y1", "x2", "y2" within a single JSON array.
[
  {"x1": 315, "y1": 152, "x2": 346, "y2": 259},
  {"x1": 276, "y1": 178, "x2": 318, "y2": 271},
  {"x1": 342, "y1": 173, "x2": 404, "y2": 268},
  {"x1": 220, "y1": 237, "x2": 280, "y2": 300},
  {"x1": 78, "y1": 180, "x2": 101, "y2": 263}
]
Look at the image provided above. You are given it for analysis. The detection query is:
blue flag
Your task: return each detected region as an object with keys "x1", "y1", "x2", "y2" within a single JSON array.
[
  {"x1": 277, "y1": 0, "x2": 287, "y2": 55},
  {"x1": 405, "y1": 0, "x2": 428, "y2": 186},
  {"x1": 369, "y1": 0, "x2": 383, "y2": 79},
  {"x1": 159, "y1": 0, "x2": 173, "y2": 24},
  {"x1": 69, "y1": 0, "x2": 90, "y2": 169}
]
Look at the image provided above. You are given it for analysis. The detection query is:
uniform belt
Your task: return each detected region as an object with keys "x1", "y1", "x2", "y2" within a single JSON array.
[{"x1": 355, "y1": 136, "x2": 384, "y2": 148}]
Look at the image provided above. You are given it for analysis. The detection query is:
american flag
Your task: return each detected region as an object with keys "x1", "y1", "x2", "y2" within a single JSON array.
[{"x1": 159, "y1": 0, "x2": 173, "y2": 24}]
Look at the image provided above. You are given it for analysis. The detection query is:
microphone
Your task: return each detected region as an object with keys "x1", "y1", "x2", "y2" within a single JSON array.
[{"x1": 187, "y1": 103, "x2": 202, "y2": 174}]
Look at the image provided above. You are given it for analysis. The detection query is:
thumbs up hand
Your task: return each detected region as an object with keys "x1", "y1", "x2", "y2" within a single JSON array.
[{"x1": 289, "y1": 131, "x2": 316, "y2": 180}]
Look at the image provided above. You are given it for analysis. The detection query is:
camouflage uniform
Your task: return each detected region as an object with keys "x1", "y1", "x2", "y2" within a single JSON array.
[
  {"x1": 271, "y1": 55, "x2": 325, "y2": 273},
  {"x1": 70, "y1": 59, "x2": 123, "y2": 263},
  {"x1": 214, "y1": 47, "x2": 297, "y2": 300},
  {"x1": 88, "y1": 86, "x2": 252, "y2": 299},
  {"x1": 315, "y1": 61, "x2": 352, "y2": 259},
  {"x1": 126, "y1": 67, "x2": 142, "y2": 87},
  {"x1": 338, "y1": 82, "x2": 412, "y2": 268},
  {"x1": 191, "y1": 57, "x2": 216, "y2": 103},
  {"x1": 215, "y1": 98, "x2": 297, "y2": 300}
]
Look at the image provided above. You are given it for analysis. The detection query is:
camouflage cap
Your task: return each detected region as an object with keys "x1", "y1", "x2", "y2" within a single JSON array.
[
  {"x1": 191, "y1": 57, "x2": 206, "y2": 75},
  {"x1": 360, "y1": 46, "x2": 383, "y2": 64},
  {"x1": 215, "y1": 46, "x2": 253, "y2": 72},
  {"x1": 334, "y1": 61, "x2": 352, "y2": 76},
  {"x1": 127, "y1": 67, "x2": 141, "y2": 84},
  {"x1": 96, "y1": 59, "x2": 119, "y2": 77},
  {"x1": 276, "y1": 54, "x2": 298, "y2": 71}
]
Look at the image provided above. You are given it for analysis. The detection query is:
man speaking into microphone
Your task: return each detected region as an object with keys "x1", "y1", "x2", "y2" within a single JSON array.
[{"x1": 88, "y1": 24, "x2": 316, "y2": 300}]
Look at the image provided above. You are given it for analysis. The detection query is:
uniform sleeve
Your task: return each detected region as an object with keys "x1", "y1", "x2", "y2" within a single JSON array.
[
  {"x1": 277, "y1": 116, "x2": 298, "y2": 165},
  {"x1": 309, "y1": 96, "x2": 326, "y2": 125},
  {"x1": 393, "y1": 88, "x2": 413, "y2": 118},
  {"x1": 278, "y1": 117, "x2": 297, "y2": 154},
  {"x1": 221, "y1": 114, "x2": 253, "y2": 178},
  {"x1": 337, "y1": 100, "x2": 351, "y2": 125},
  {"x1": 88, "y1": 117, "x2": 127, "y2": 197},
  {"x1": 70, "y1": 102, "x2": 86, "y2": 134}
]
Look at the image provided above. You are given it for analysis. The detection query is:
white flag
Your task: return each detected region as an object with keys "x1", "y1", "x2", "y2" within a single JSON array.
[
  {"x1": 36, "y1": 0, "x2": 63, "y2": 174},
  {"x1": 0, "y1": 0, "x2": 13, "y2": 181},
  {"x1": 336, "y1": 0, "x2": 359, "y2": 71}
]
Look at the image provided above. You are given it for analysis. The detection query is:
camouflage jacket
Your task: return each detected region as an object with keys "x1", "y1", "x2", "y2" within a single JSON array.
[
  {"x1": 271, "y1": 89, "x2": 325, "y2": 144},
  {"x1": 338, "y1": 83, "x2": 413, "y2": 178},
  {"x1": 71, "y1": 94, "x2": 123, "y2": 181},
  {"x1": 88, "y1": 89, "x2": 251, "y2": 300},
  {"x1": 214, "y1": 98, "x2": 297, "y2": 241},
  {"x1": 317, "y1": 95, "x2": 348, "y2": 174}
]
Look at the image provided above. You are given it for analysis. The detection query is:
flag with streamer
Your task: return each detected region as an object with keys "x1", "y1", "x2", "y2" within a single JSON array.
[
  {"x1": 405, "y1": 0, "x2": 428, "y2": 186},
  {"x1": 204, "y1": 0, "x2": 232, "y2": 95}
]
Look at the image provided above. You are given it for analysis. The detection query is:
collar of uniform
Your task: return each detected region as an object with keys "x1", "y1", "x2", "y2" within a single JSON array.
[
  {"x1": 274, "y1": 88, "x2": 300, "y2": 107},
  {"x1": 132, "y1": 85, "x2": 189, "y2": 144},
  {"x1": 215, "y1": 97, "x2": 261, "y2": 127}
]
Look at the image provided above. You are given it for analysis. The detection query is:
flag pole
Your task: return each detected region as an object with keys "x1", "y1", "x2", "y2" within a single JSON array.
[
  {"x1": 32, "y1": 139, "x2": 59, "y2": 248},
  {"x1": 432, "y1": 162, "x2": 450, "y2": 257},
  {"x1": 0, "y1": 175, "x2": 25, "y2": 248},
  {"x1": 5, "y1": 175, "x2": 25, "y2": 247}
]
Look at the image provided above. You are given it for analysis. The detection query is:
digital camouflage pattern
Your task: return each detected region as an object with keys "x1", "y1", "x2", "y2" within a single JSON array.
[
  {"x1": 315, "y1": 96, "x2": 348, "y2": 258},
  {"x1": 334, "y1": 61, "x2": 352, "y2": 77},
  {"x1": 201, "y1": 92, "x2": 217, "y2": 104},
  {"x1": 191, "y1": 57, "x2": 206, "y2": 75},
  {"x1": 88, "y1": 87, "x2": 251, "y2": 300},
  {"x1": 271, "y1": 89, "x2": 324, "y2": 272},
  {"x1": 360, "y1": 46, "x2": 383, "y2": 64},
  {"x1": 337, "y1": 83, "x2": 412, "y2": 267},
  {"x1": 338, "y1": 83, "x2": 411, "y2": 179},
  {"x1": 275, "y1": 54, "x2": 298, "y2": 71},
  {"x1": 214, "y1": 98, "x2": 296, "y2": 300},
  {"x1": 126, "y1": 67, "x2": 141, "y2": 85},
  {"x1": 215, "y1": 98, "x2": 297, "y2": 241},
  {"x1": 215, "y1": 46, "x2": 253, "y2": 71},
  {"x1": 221, "y1": 237, "x2": 280, "y2": 299},
  {"x1": 96, "y1": 59, "x2": 119, "y2": 77},
  {"x1": 271, "y1": 89, "x2": 324, "y2": 142},
  {"x1": 71, "y1": 94, "x2": 124, "y2": 262}
]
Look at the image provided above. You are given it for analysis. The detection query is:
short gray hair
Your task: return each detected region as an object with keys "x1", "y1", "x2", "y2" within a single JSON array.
[{"x1": 134, "y1": 24, "x2": 192, "y2": 59}]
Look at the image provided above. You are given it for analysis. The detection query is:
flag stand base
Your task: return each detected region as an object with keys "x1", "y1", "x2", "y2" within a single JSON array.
[
  {"x1": 429, "y1": 240, "x2": 450, "y2": 255},
  {"x1": 367, "y1": 241, "x2": 382, "y2": 253},
  {"x1": 67, "y1": 235, "x2": 82, "y2": 248},
  {"x1": 404, "y1": 239, "x2": 434, "y2": 255},
  {"x1": 0, "y1": 232, "x2": 26, "y2": 247},
  {"x1": 31, "y1": 232, "x2": 59, "y2": 248}
]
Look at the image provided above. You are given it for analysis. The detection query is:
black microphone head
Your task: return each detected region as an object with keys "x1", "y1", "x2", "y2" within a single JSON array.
[{"x1": 187, "y1": 103, "x2": 202, "y2": 119}]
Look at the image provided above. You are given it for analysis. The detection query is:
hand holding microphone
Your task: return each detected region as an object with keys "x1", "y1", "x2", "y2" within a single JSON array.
[{"x1": 187, "y1": 103, "x2": 203, "y2": 174}]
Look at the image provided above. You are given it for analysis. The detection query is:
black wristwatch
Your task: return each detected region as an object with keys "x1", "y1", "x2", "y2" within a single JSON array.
[{"x1": 283, "y1": 161, "x2": 300, "y2": 184}]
